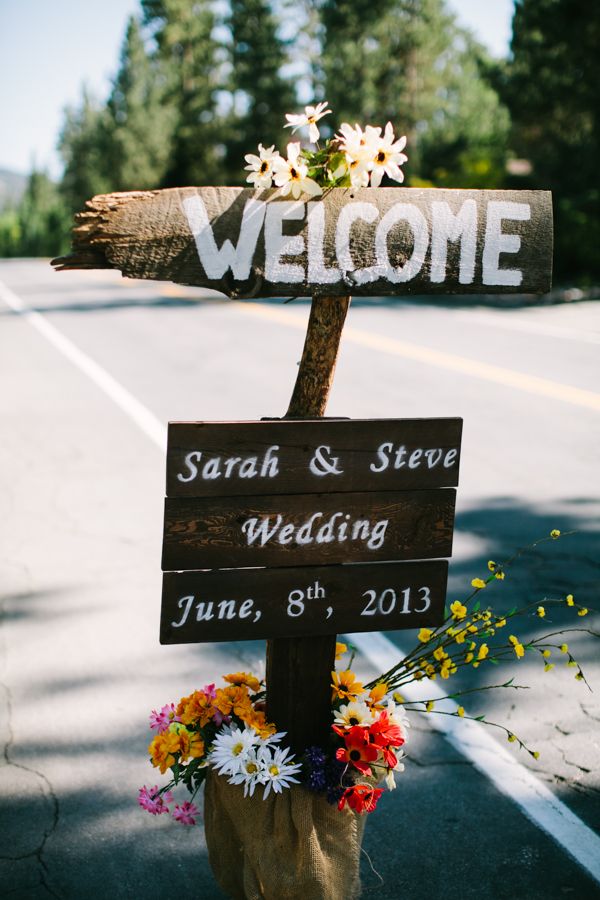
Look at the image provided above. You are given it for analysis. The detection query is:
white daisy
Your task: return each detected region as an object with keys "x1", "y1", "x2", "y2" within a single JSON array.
[
  {"x1": 336, "y1": 122, "x2": 378, "y2": 162},
  {"x1": 384, "y1": 751, "x2": 406, "y2": 790},
  {"x1": 228, "y1": 750, "x2": 267, "y2": 797},
  {"x1": 285, "y1": 101, "x2": 332, "y2": 143},
  {"x1": 368, "y1": 122, "x2": 408, "y2": 188},
  {"x1": 258, "y1": 745, "x2": 302, "y2": 799},
  {"x1": 209, "y1": 725, "x2": 261, "y2": 777},
  {"x1": 272, "y1": 142, "x2": 322, "y2": 199},
  {"x1": 244, "y1": 143, "x2": 280, "y2": 188},
  {"x1": 333, "y1": 700, "x2": 375, "y2": 728}
]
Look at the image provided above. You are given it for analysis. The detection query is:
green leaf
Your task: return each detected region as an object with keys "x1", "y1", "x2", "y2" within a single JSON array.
[
  {"x1": 475, "y1": 715, "x2": 486, "y2": 721},
  {"x1": 473, "y1": 601, "x2": 481, "y2": 613}
]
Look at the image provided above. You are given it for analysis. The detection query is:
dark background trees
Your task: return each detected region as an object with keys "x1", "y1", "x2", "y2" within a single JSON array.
[
  {"x1": 1, "y1": 0, "x2": 597, "y2": 285},
  {"x1": 502, "y1": 0, "x2": 600, "y2": 282}
]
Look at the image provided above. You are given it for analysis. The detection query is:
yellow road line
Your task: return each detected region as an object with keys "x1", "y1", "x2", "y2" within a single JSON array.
[{"x1": 233, "y1": 301, "x2": 600, "y2": 412}]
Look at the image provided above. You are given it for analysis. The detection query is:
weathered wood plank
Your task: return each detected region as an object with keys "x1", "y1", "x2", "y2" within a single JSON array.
[
  {"x1": 161, "y1": 488, "x2": 456, "y2": 571},
  {"x1": 167, "y1": 417, "x2": 462, "y2": 497},
  {"x1": 52, "y1": 187, "x2": 553, "y2": 296},
  {"x1": 160, "y1": 560, "x2": 448, "y2": 643}
]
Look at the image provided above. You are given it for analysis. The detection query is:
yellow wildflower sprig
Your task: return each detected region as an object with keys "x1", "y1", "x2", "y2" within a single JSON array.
[
  {"x1": 409, "y1": 706, "x2": 540, "y2": 759},
  {"x1": 365, "y1": 534, "x2": 567, "y2": 688},
  {"x1": 396, "y1": 678, "x2": 529, "y2": 709},
  {"x1": 369, "y1": 598, "x2": 596, "y2": 694}
]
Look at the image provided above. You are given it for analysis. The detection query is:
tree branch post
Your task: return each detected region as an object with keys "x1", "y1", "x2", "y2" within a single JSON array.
[{"x1": 266, "y1": 295, "x2": 351, "y2": 752}]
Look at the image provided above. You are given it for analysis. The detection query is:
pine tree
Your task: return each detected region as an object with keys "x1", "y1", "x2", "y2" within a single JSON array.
[
  {"x1": 225, "y1": 0, "x2": 295, "y2": 182},
  {"x1": 58, "y1": 88, "x2": 113, "y2": 213},
  {"x1": 319, "y1": 0, "x2": 509, "y2": 186},
  {"x1": 505, "y1": 0, "x2": 600, "y2": 281},
  {"x1": 141, "y1": 0, "x2": 225, "y2": 186},
  {"x1": 105, "y1": 16, "x2": 177, "y2": 190},
  {"x1": 11, "y1": 171, "x2": 70, "y2": 257}
]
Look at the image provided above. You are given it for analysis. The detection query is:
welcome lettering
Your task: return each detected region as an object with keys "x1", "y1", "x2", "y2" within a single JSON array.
[{"x1": 183, "y1": 194, "x2": 534, "y2": 289}]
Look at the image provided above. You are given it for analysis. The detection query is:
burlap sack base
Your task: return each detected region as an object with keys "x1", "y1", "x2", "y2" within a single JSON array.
[{"x1": 204, "y1": 770, "x2": 368, "y2": 900}]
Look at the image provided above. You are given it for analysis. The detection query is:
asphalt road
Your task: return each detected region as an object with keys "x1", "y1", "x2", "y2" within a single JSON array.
[{"x1": 1, "y1": 258, "x2": 599, "y2": 899}]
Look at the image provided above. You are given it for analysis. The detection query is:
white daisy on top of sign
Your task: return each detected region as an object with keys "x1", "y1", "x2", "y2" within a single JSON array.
[
  {"x1": 368, "y1": 122, "x2": 408, "y2": 187},
  {"x1": 285, "y1": 101, "x2": 332, "y2": 143},
  {"x1": 272, "y1": 142, "x2": 323, "y2": 199},
  {"x1": 244, "y1": 144, "x2": 281, "y2": 188}
]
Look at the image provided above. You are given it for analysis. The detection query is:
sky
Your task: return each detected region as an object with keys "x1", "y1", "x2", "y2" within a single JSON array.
[{"x1": 0, "y1": 0, "x2": 515, "y2": 178}]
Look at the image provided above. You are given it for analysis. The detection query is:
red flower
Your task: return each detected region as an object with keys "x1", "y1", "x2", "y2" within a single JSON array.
[
  {"x1": 368, "y1": 711, "x2": 405, "y2": 750},
  {"x1": 335, "y1": 725, "x2": 379, "y2": 775},
  {"x1": 338, "y1": 784, "x2": 384, "y2": 814}
]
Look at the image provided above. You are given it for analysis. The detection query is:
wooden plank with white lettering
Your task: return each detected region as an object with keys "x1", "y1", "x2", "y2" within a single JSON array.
[
  {"x1": 161, "y1": 488, "x2": 456, "y2": 571},
  {"x1": 52, "y1": 187, "x2": 553, "y2": 296},
  {"x1": 160, "y1": 559, "x2": 448, "y2": 643},
  {"x1": 167, "y1": 417, "x2": 462, "y2": 498}
]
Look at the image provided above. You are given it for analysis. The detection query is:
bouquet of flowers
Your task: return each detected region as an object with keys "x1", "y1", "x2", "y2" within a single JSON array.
[
  {"x1": 139, "y1": 529, "x2": 597, "y2": 825},
  {"x1": 243, "y1": 100, "x2": 408, "y2": 198}
]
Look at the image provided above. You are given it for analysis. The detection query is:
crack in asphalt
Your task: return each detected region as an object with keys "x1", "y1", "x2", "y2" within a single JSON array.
[
  {"x1": 580, "y1": 702, "x2": 600, "y2": 723},
  {"x1": 0, "y1": 680, "x2": 63, "y2": 898},
  {"x1": 558, "y1": 747, "x2": 592, "y2": 776}
]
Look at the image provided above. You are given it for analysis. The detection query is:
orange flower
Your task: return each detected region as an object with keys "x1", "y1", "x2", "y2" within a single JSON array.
[
  {"x1": 223, "y1": 672, "x2": 261, "y2": 693},
  {"x1": 177, "y1": 690, "x2": 215, "y2": 728},
  {"x1": 148, "y1": 732, "x2": 180, "y2": 774},
  {"x1": 214, "y1": 685, "x2": 253, "y2": 718},
  {"x1": 175, "y1": 729, "x2": 205, "y2": 763},
  {"x1": 368, "y1": 682, "x2": 388, "y2": 706},
  {"x1": 331, "y1": 670, "x2": 364, "y2": 702}
]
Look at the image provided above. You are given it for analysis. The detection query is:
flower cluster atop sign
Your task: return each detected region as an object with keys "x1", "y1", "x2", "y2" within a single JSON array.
[{"x1": 175, "y1": 101, "x2": 553, "y2": 296}]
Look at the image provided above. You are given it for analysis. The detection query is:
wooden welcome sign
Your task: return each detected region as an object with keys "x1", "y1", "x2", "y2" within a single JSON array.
[
  {"x1": 53, "y1": 187, "x2": 553, "y2": 297},
  {"x1": 53, "y1": 182, "x2": 553, "y2": 750},
  {"x1": 161, "y1": 417, "x2": 461, "y2": 643}
]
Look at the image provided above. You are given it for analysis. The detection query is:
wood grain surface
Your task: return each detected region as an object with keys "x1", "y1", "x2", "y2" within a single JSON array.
[
  {"x1": 52, "y1": 187, "x2": 553, "y2": 296},
  {"x1": 160, "y1": 560, "x2": 448, "y2": 643},
  {"x1": 161, "y1": 488, "x2": 456, "y2": 571},
  {"x1": 166, "y1": 417, "x2": 463, "y2": 497}
]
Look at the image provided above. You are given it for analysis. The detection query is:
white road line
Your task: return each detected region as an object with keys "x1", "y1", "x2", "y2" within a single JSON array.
[
  {"x1": 0, "y1": 280, "x2": 167, "y2": 452},
  {"x1": 3, "y1": 277, "x2": 599, "y2": 883},
  {"x1": 346, "y1": 630, "x2": 600, "y2": 885}
]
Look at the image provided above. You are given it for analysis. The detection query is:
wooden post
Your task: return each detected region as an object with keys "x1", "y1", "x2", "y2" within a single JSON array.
[{"x1": 266, "y1": 294, "x2": 351, "y2": 752}]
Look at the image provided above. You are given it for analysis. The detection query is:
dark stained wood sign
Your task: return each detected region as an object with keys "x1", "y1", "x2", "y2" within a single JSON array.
[
  {"x1": 166, "y1": 417, "x2": 462, "y2": 497},
  {"x1": 161, "y1": 560, "x2": 448, "y2": 643},
  {"x1": 53, "y1": 187, "x2": 553, "y2": 297},
  {"x1": 160, "y1": 417, "x2": 460, "y2": 643},
  {"x1": 162, "y1": 489, "x2": 455, "y2": 570}
]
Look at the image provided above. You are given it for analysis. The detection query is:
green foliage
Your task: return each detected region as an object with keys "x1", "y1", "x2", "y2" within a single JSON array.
[
  {"x1": 319, "y1": 0, "x2": 510, "y2": 187},
  {"x1": 104, "y1": 16, "x2": 177, "y2": 190},
  {"x1": 0, "y1": 171, "x2": 69, "y2": 258},
  {"x1": 503, "y1": 0, "x2": 600, "y2": 282},
  {"x1": 141, "y1": 0, "x2": 226, "y2": 186},
  {"x1": 58, "y1": 88, "x2": 113, "y2": 214},
  {"x1": 224, "y1": 0, "x2": 295, "y2": 183}
]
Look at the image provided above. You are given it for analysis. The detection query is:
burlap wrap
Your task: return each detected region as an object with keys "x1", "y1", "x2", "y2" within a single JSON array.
[{"x1": 204, "y1": 771, "x2": 367, "y2": 900}]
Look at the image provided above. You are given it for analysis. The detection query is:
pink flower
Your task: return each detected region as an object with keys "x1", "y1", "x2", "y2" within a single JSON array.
[
  {"x1": 172, "y1": 801, "x2": 199, "y2": 826},
  {"x1": 202, "y1": 683, "x2": 217, "y2": 700},
  {"x1": 149, "y1": 703, "x2": 180, "y2": 733},
  {"x1": 138, "y1": 785, "x2": 173, "y2": 815}
]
